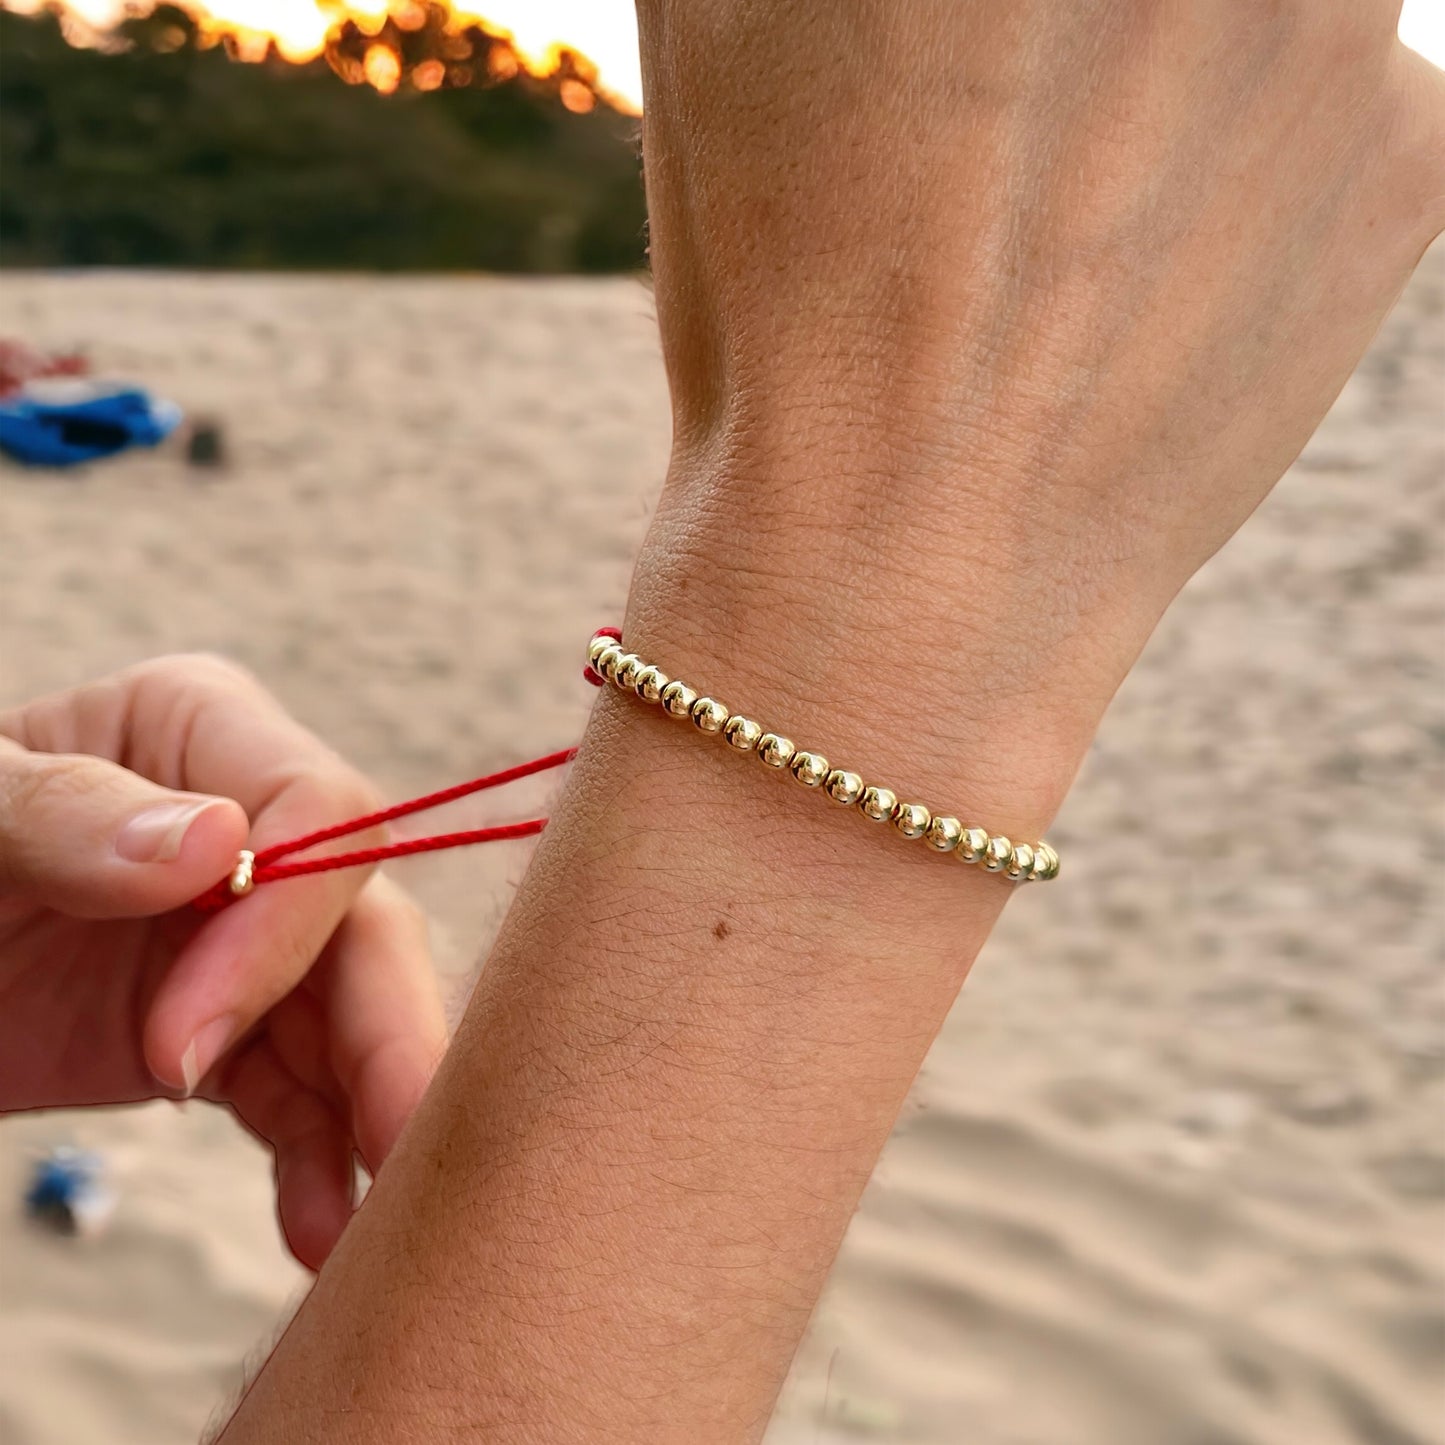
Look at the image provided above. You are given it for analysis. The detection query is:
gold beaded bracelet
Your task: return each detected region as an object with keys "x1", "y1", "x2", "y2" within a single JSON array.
[{"x1": 586, "y1": 632, "x2": 1059, "y2": 883}]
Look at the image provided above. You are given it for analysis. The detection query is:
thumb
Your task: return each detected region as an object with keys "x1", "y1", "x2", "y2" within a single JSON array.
[{"x1": 0, "y1": 743, "x2": 250, "y2": 918}]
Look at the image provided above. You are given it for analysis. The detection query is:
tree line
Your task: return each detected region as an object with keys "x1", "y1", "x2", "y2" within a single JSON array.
[{"x1": 0, "y1": 6, "x2": 648, "y2": 272}]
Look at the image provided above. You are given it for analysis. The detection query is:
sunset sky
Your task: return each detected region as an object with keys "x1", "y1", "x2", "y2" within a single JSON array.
[
  {"x1": 8, "y1": 0, "x2": 1445, "y2": 107},
  {"x1": 1397, "y1": 0, "x2": 1445, "y2": 68}
]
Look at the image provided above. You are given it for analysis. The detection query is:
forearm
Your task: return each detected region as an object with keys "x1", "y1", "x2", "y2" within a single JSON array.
[
  {"x1": 223, "y1": 677, "x2": 1050, "y2": 1442},
  {"x1": 222, "y1": 2, "x2": 1441, "y2": 1440}
]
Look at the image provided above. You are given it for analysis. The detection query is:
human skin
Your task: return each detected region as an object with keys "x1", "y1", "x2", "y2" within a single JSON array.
[
  {"x1": 223, "y1": 2, "x2": 1444, "y2": 1440},
  {"x1": 0, "y1": 656, "x2": 446, "y2": 1268}
]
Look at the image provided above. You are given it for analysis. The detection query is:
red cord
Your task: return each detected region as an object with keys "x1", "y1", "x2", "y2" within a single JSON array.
[
  {"x1": 251, "y1": 746, "x2": 577, "y2": 870},
  {"x1": 193, "y1": 629, "x2": 623, "y2": 912},
  {"x1": 257, "y1": 819, "x2": 550, "y2": 882},
  {"x1": 192, "y1": 745, "x2": 581, "y2": 912}
]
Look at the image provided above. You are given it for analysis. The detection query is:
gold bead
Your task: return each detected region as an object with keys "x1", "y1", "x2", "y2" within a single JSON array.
[
  {"x1": 588, "y1": 634, "x2": 621, "y2": 666},
  {"x1": 859, "y1": 786, "x2": 898, "y2": 822},
  {"x1": 612, "y1": 652, "x2": 643, "y2": 690},
  {"x1": 691, "y1": 696, "x2": 729, "y2": 733},
  {"x1": 956, "y1": 827, "x2": 990, "y2": 863},
  {"x1": 790, "y1": 750, "x2": 830, "y2": 787},
  {"x1": 1005, "y1": 842, "x2": 1034, "y2": 881},
  {"x1": 925, "y1": 815, "x2": 962, "y2": 852},
  {"x1": 756, "y1": 733, "x2": 796, "y2": 769},
  {"x1": 660, "y1": 680, "x2": 698, "y2": 718},
  {"x1": 229, "y1": 848, "x2": 256, "y2": 897},
  {"x1": 983, "y1": 835, "x2": 1012, "y2": 872},
  {"x1": 634, "y1": 664, "x2": 668, "y2": 703},
  {"x1": 596, "y1": 644, "x2": 625, "y2": 681},
  {"x1": 824, "y1": 769, "x2": 864, "y2": 806},
  {"x1": 892, "y1": 801, "x2": 931, "y2": 838},
  {"x1": 723, "y1": 715, "x2": 763, "y2": 751},
  {"x1": 1031, "y1": 842, "x2": 1060, "y2": 881}
]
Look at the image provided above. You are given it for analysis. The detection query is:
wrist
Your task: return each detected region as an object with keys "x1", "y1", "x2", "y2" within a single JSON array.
[{"x1": 620, "y1": 453, "x2": 1151, "y2": 842}]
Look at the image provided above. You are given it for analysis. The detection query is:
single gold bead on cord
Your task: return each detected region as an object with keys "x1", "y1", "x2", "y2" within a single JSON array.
[
  {"x1": 756, "y1": 734, "x2": 796, "y2": 769},
  {"x1": 956, "y1": 827, "x2": 990, "y2": 863},
  {"x1": 691, "y1": 697, "x2": 730, "y2": 733},
  {"x1": 1005, "y1": 842, "x2": 1035, "y2": 881},
  {"x1": 892, "y1": 801, "x2": 931, "y2": 838},
  {"x1": 824, "y1": 769, "x2": 865, "y2": 806},
  {"x1": 633, "y1": 665, "x2": 668, "y2": 703},
  {"x1": 229, "y1": 848, "x2": 256, "y2": 898},
  {"x1": 925, "y1": 815, "x2": 962, "y2": 852},
  {"x1": 983, "y1": 835, "x2": 1012, "y2": 872},
  {"x1": 612, "y1": 653, "x2": 643, "y2": 690},
  {"x1": 724, "y1": 715, "x2": 763, "y2": 751},
  {"x1": 859, "y1": 786, "x2": 898, "y2": 822},
  {"x1": 790, "y1": 751, "x2": 830, "y2": 788},
  {"x1": 660, "y1": 680, "x2": 698, "y2": 718},
  {"x1": 1031, "y1": 842, "x2": 1060, "y2": 881},
  {"x1": 588, "y1": 634, "x2": 620, "y2": 667},
  {"x1": 596, "y1": 644, "x2": 625, "y2": 681}
]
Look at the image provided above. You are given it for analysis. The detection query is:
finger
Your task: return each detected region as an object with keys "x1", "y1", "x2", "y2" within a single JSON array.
[
  {"x1": 275, "y1": 1126, "x2": 356, "y2": 1272},
  {"x1": 299, "y1": 877, "x2": 446, "y2": 1170},
  {"x1": 143, "y1": 765, "x2": 384, "y2": 1094},
  {"x1": 0, "y1": 738, "x2": 248, "y2": 919},
  {"x1": 212, "y1": 1034, "x2": 357, "y2": 1271},
  {"x1": 260, "y1": 984, "x2": 349, "y2": 1116},
  {"x1": 4, "y1": 653, "x2": 397, "y2": 1096}
]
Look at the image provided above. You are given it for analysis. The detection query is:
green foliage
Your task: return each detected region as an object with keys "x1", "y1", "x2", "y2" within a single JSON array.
[{"x1": 0, "y1": 7, "x2": 647, "y2": 272}]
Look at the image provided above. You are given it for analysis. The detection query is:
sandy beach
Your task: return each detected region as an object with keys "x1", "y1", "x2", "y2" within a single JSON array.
[{"x1": 0, "y1": 251, "x2": 1441, "y2": 1445}]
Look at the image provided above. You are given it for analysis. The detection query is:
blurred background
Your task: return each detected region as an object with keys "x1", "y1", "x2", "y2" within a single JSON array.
[{"x1": 0, "y1": 4, "x2": 1442, "y2": 1443}]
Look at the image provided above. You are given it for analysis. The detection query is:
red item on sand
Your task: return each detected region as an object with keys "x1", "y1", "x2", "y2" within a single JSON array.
[{"x1": 0, "y1": 340, "x2": 89, "y2": 398}]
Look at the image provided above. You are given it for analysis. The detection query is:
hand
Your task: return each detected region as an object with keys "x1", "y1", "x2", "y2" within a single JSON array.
[
  {"x1": 0, "y1": 654, "x2": 447, "y2": 1268},
  {"x1": 631, "y1": 0, "x2": 1445, "y2": 829}
]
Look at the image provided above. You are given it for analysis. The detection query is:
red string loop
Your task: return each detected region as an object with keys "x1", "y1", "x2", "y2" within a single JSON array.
[
  {"x1": 193, "y1": 628, "x2": 622, "y2": 913},
  {"x1": 251, "y1": 746, "x2": 577, "y2": 870}
]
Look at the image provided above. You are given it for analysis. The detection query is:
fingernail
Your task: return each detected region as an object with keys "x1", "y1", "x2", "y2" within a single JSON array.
[
  {"x1": 180, "y1": 1013, "x2": 238, "y2": 1096},
  {"x1": 115, "y1": 800, "x2": 219, "y2": 863}
]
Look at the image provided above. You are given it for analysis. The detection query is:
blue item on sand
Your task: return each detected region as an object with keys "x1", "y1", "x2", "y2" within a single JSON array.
[
  {"x1": 0, "y1": 382, "x2": 182, "y2": 467},
  {"x1": 25, "y1": 1146, "x2": 116, "y2": 1235}
]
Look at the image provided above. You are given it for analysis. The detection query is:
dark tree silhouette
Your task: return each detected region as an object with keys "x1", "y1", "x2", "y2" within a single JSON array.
[{"x1": 0, "y1": 7, "x2": 647, "y2": 272}]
